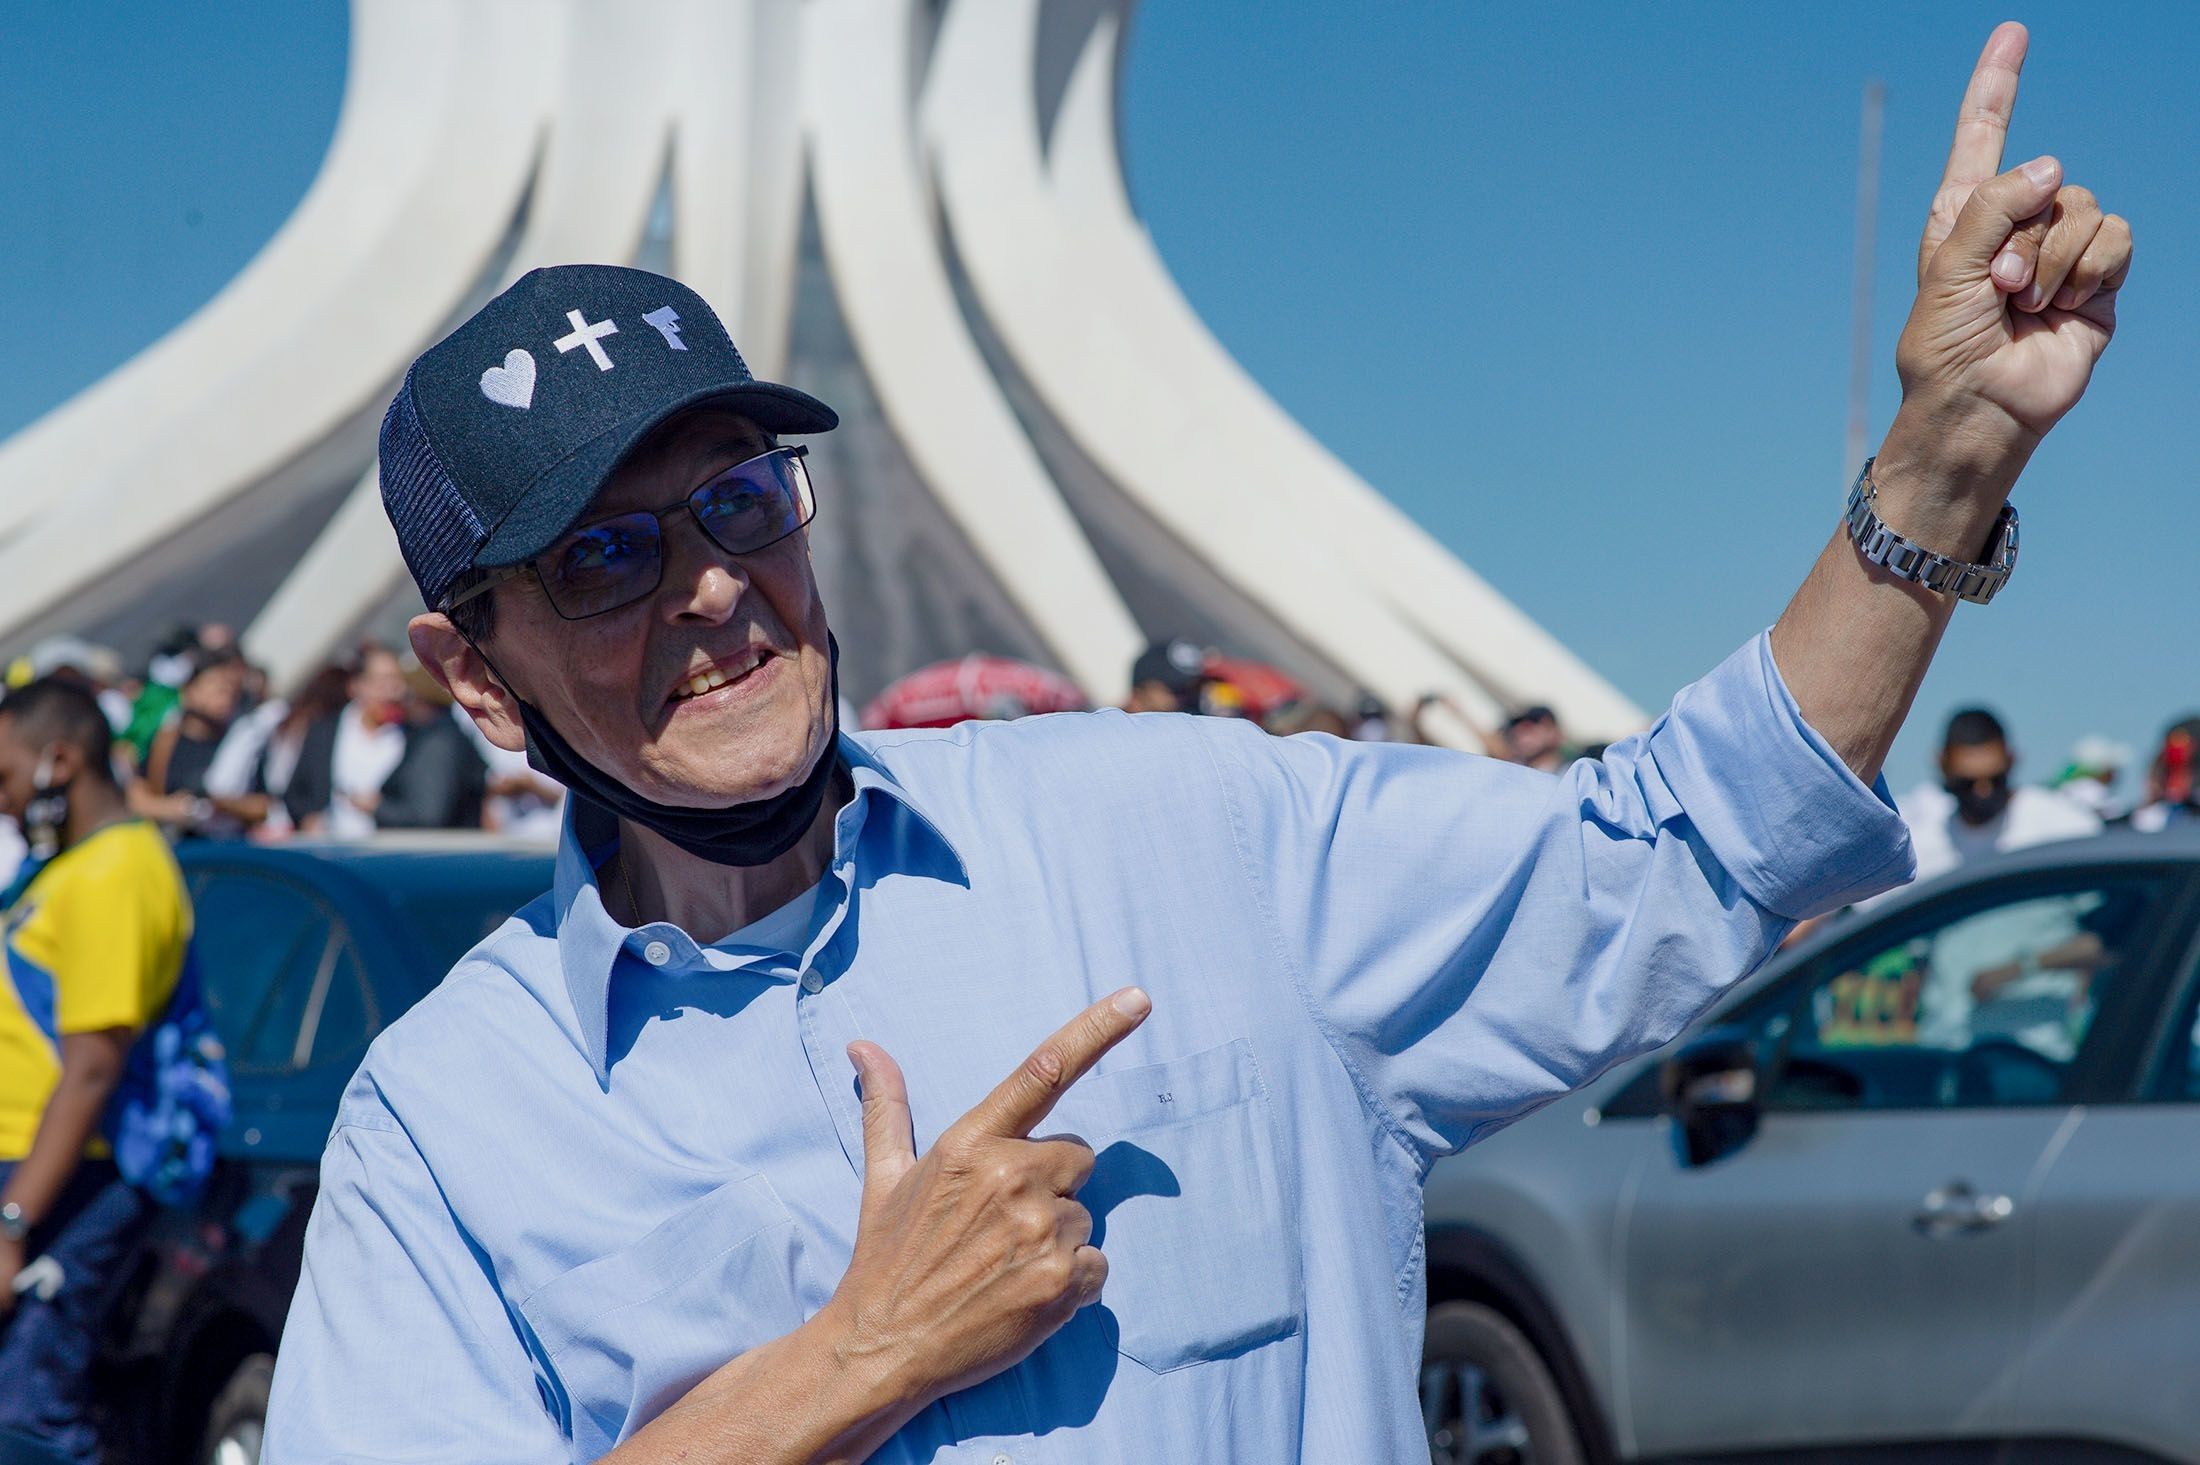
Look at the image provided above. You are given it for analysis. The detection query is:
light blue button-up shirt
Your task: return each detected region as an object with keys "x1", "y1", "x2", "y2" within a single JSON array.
[{"x1": 264, "y1": 633, "x2": 1911, "y2": 1463}]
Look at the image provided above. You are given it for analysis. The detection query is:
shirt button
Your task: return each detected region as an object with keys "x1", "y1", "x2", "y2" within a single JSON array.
[
  {"x1": 642, "y1": 940, "x2": 672, "y2": 967},
  {"x1": 992, "y1": 1456, "x2": 1011, "y2": 1465},
  {"x1": 799, "y1": 968, "x2": 824, "y2": 994}
]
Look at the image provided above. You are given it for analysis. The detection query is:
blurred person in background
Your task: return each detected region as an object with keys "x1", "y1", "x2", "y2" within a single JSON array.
[
  {"x1": 254, "y1": 665, "x2": 352, "y2": 836},
  {"x1": 2052, "y1": 733, "x2": 2131, "y2": 819},
  {"x1": 19, "y1": 639, "x2": 129, "y2": 738},
  {"x1": 2127, "y1": 716, "x2": 2200, "y2": 832},
  {"x1": 1196, "y1": 679, "x2": 1252, "y2": 719},
  {"x1": 1264, "y1": 700, "x2": 1352, "y2": 738},
  {"x1": 1900, "y1": 707, "x2": 2099, "y2": 883},
  {"x1": 116, "y1": 625, "x2": 204, "y2": 772},
  {"x1": 475, "y1": 741, "x2": 565, "y2": 842},
  {"x1": 372, "y1": 659, "x2": 488, "y2": 831},
  {"x1": 198, "y1": 658, "x2": 289, "y2": 815},
  {"x1": 1349, "y1": 692, "x2": 1393, "y2": 742},
  {"x1": 1499, "y1": 703, "x2": 1570, "y2": 773},
  {"x1": 282, "y1": 644, "x2": 409, "y2": 838},
  {"x1": 0, "y1": 679, "x2": 193, "y2": 1464},
  {"x1": 1123, "y1": 637, "x2": 1206, "y2": 713},
  {"x1": 1401, "y1": 691, "x2": 1489, "y2": 753},
  {"x1": 134, "y1": 649, "x2": 271, "y2": 839}
]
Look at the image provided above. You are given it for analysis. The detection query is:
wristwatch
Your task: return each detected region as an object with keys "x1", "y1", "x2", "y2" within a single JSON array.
[
  {"x1": 1844, "y1": 457, "x2": 2019, "y2": 605},
  {"x1": 0, "y1": 1200, "x2": 28, "y2": 1241}
]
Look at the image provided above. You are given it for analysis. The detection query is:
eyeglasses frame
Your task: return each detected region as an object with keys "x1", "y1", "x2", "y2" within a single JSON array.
[{"x1": 439, "y1": 444, "x2": 814, "y2": 622}]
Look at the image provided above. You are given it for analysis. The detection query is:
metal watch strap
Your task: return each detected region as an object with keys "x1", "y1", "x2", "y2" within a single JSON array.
[{"x1": 1843, "y1": 457, "x2": 2019, "y2": 605}]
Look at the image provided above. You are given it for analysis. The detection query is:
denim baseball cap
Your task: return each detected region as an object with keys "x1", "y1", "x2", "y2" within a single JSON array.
[{"x1": 379, "y1": 263, "x2": 837, "y2": 610}]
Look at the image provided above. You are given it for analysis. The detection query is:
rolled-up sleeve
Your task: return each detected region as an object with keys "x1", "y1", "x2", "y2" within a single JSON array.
[
  {"x1": 1201, "y1": 631, "x2": 1913, "y2": 1170},
  {"x1": 264, "y1": 1116, "x2": 571, "y2": 1463}
]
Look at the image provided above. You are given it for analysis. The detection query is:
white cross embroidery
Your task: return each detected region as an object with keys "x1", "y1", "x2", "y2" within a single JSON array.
[{"x1": 554, "y1": 309, "x2": 619, "y2": 371}]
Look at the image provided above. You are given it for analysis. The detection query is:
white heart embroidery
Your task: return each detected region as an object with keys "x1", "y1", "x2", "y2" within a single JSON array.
[{"x1": 479, "y1": 349, "x2": 536, "y2": 410}]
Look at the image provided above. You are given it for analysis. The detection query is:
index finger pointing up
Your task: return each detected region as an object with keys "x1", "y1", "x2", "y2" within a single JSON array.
[
  {"x1": 1940, "y1": 22, "x2": 2029, "y2": 192},
  {"x1": 958, "y1": 988, "x2": 1152, "y2": 1139}
]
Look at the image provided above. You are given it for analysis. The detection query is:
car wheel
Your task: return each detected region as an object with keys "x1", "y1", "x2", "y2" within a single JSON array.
[
  {"x1": 197, "y1": 1353, "x2": 274, "y2": 1465},
  {"x1": 1421, "y1": 1301, "x2": 1583, "y2": 1465}
]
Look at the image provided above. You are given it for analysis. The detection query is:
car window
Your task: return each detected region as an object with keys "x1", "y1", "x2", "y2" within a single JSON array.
[
  {"x1": 191, "y1": 868, "x2": 377, "y2": 1075},
  {"x1": 1751, "y1": 875, "x2": 2168, "y2": 1112},
  {"x1": 2153, "y1": 964, "x2": 2200, "y2": 1102},
  {"x1": 190, "y1": 870, "x2": 331, "y2": 1075},
  {"x1": 302, "y1": 932, "x2": 378, "y2": 1071}
]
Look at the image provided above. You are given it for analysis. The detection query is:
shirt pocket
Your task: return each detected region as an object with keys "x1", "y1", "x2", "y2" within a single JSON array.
[
  {"x1": 1053, "y1": 1038, "x2": 1304, "y2": 1374},
  {"x1": 516, "y1": 1172, "x2": 808, "y2": 1456}
]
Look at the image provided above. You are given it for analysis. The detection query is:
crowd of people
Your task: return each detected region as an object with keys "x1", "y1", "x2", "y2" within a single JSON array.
[
  {"x1": 25, "y1": 618, "x2": 2196, "y2": 896},
  {"x1": 1119, "y1": 634, "x2": 1601, "y2": 768},
  {"x1": 0, "y1": 622, "x2": 568, "y2": 887},
  {"x1": 1901, "y1": 704, "x2": 2200, "y2": 875},
  {"x1": 0, "y1": 620, "x2": 1617, "y2": 896}
]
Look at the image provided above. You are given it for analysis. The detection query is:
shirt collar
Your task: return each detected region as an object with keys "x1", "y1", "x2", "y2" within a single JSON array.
[{"x1": 552, "y1": 732, "x2": 966, "y2": 1082}]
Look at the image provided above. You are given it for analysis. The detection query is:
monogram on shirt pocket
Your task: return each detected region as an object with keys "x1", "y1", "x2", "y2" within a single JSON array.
[
  {"x1": 516, "y1": 1173, "x2": 808, "y2": 1455},
  {"x1": 1052, "y1": 1038, "x2": 1303, "y2": 1374}
]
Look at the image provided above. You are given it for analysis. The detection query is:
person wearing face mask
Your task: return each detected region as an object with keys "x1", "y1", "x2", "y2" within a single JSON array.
[
  {"x1": 1888, "y1": 709, "x2": 2106, "y2": 1058},
  {"x1": 1899, "y1": 707, "x2": 2100, "y2": 883},
  {"x1": 0, "y1": 678, "x2": 194, "y2": 1463}
]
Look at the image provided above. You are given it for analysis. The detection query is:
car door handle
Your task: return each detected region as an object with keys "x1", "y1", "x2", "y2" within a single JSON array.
[{"x1": 1913, "y1": 1181, "x2": 2015, "y2": 1237}]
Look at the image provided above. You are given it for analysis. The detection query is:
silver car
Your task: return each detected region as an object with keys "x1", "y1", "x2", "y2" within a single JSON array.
[{"x1": 1418, "y1": 830, "x2": 2200, "y2": 1464}]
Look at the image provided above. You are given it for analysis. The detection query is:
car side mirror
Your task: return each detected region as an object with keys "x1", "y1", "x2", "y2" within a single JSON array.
[{"x1": 1660, "y1": 1027, "x2": 1761, "y2": 1168}]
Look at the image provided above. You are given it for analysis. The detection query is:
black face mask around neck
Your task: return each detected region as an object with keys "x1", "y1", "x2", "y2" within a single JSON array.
[{"x1": 489, "y1": 637, "x2": 846, "y2": 868}]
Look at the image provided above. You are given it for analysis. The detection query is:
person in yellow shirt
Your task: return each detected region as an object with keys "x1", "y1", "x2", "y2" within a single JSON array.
[{"x1": 0, "y1": 677, "x2": 192, "y2": 1464}]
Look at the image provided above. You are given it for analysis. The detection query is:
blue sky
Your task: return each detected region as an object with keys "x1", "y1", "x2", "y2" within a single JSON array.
[{"x1": 1, "y1": 3, "x2": 2192, "y2": 791}]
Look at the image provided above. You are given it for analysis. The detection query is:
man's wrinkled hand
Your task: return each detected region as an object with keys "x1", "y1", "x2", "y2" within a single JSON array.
[
  {"x1": 1894, "y1": 22, "x2": 2132, "y2": 482},
  {"x1": 819, "y1": 987, "x2": 1151, "y2": 1408}
]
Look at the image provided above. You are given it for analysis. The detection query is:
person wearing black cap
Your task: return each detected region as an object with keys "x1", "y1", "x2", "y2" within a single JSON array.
[
  {"x1": 1124, "y1": 637, "x2": 1206, "y2": 713},
  {"x1": 265, "y1": 34, "x2": 2129, "y2": 1460},
  {"x1": 1499, "y1": 704, "x2": 1568, "y2": 774}
]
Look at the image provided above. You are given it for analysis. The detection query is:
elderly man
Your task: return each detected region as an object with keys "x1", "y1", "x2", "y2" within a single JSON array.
[{"x1": 265, "y1": 26, "x2": 2128, "y2": 1464}]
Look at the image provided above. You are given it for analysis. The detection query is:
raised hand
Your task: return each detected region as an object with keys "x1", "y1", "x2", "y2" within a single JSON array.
[
  {"x1": 820, "y1": 988, "x2": 1151, "y2": 1408},
  {"x1": 1898, "y1": 22, "x2": 2132, "y2": 464}
]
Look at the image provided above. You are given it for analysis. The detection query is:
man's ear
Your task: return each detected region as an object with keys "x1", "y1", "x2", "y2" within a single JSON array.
[
  {"x1": 43, "y1": 738, "x2": 85, "y2": 787},
  {"x1": 409, "y1": 613, "x2": 526, "y2": 754}
]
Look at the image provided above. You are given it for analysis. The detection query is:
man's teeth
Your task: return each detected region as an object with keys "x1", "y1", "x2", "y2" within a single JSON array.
[{"x1": 675, "y1": 661, "x2": 753, "y2": 700}]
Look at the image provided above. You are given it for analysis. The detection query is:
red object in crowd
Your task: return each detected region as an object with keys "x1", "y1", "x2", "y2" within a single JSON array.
[
  {"x1": 1201, "y1": 655, "x2": 1306, "y2": 721},
  {"x1": 860, "y1": 655, "x2": 1090, "y2": 731},
  {"x1": 2163, "y1": 729, "x2": 2195, "y2": 805}
]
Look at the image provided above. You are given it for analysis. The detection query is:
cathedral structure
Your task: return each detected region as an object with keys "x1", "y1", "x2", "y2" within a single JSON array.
[{"x1": 0, "y1": 0, "x2": 1642, "y2": 742}]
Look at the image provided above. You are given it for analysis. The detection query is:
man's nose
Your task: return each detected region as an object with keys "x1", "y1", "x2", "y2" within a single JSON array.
[{"x1": 657, "y1": 512, "x2": 748, "y2": 624}]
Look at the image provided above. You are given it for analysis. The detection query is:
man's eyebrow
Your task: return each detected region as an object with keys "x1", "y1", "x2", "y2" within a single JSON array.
[{"x1": 684, "y1": 432, "x2": 776, "y2": 467}]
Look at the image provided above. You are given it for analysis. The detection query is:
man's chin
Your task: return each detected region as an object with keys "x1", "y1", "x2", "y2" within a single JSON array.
[{"x1": 644, "y1": 733, "x2": 827, "y2": 810}]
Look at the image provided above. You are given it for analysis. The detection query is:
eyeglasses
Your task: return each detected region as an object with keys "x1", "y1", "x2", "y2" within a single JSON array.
[{"x1": 444, "y1": 446, "x2": 815, "y2": 621}]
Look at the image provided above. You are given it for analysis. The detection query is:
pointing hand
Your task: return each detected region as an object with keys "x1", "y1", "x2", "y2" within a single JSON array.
[
  {"x1": 820, "y1": 988, "x2": 1152, "y2": 1408},
  {"x1": 1897, "y1": 23, "x2": 2131, "y2": 472}
]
